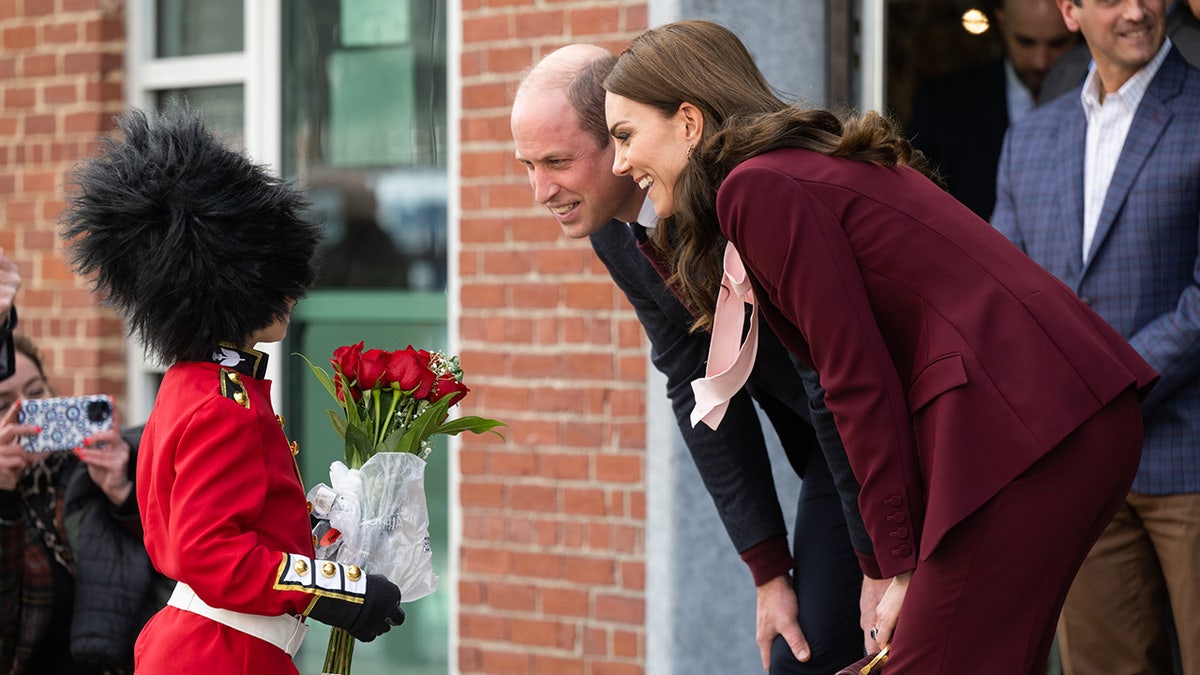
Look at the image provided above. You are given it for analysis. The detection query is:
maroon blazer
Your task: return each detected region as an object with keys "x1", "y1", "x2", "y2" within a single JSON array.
[{"x1": 715, "y1": 148, "x2": 1157, "y2": 578}]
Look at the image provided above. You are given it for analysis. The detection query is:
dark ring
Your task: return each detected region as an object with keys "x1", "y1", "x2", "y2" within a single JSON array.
[{"x1": 870, "y1": 627, "x2": 878, "y2": 641}]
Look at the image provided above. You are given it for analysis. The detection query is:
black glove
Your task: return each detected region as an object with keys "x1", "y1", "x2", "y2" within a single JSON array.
[{"x1": 309, "y1": 574, "x2": 406, "y2": 642}]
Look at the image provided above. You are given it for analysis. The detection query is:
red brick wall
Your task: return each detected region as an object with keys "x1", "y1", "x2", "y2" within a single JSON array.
[
  {"x1": 0, "y1": 0, "x2": 125, "y2": 403},
  {"x1": 5, "y1": 0, "x2": 659, "y2": 670},
  {"x1": 457, "y1": 1, "x2": 650, "y2": 673}
]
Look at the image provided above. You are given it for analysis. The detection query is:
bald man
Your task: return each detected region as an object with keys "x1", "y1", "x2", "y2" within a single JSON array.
[
  {"x1": 908, "y1": 0, "x2": 1078, "y2": 219},
  {"x1": 511, "y1": 45, "x2": 877, "y2": 674}
]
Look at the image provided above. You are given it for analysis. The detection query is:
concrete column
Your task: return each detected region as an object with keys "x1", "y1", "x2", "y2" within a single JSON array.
[{"x1": 650, "y1": 0, "x2": 828, "y2": 105}]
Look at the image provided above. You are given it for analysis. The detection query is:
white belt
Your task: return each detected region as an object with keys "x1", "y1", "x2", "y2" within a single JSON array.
[{"x1": 167, "y1": 582, "x2": 309, "y2": 657}]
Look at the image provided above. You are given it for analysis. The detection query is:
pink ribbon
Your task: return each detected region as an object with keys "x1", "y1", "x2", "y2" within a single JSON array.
[{"x1": 691, "y1": 241, "x2": 759, "y2": 430}]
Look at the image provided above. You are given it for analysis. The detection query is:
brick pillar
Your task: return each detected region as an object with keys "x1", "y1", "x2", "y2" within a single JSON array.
[
  {"x1": 0, "y1": 0, "x2": 126, "y2": 403},
  {"x1": 457, "y1": 2, "x2": 649, "y2": 673}
]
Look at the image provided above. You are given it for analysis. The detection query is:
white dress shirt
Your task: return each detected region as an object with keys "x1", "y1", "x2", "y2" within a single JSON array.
[
  {"x1": 633, "y1": 197, "x2": 658, "y2": 230},
  {"x1": 1080, "y1": 39, "x2": 1171, "y2": 262}
]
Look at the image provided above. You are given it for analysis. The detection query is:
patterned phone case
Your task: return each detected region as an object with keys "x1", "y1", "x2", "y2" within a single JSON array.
[{"x1": 17, "y1": 395, "x2": 114, "y2": 452}]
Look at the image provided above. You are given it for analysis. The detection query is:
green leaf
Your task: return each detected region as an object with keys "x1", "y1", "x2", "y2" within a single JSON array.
[
  {"x1": 343, "y1": 382, "x2": 362, "y2": 427},
  {"x1": 294, "y1": 353, "x2": 341, "y2": 408},
  {"x1": 396, "y1": 397, "x2": 453, "y2": 455},
  {"x1": 435, "y1": 415, "x2": 507, "y2": 439},
  {"x1": 344, "y1": 423, "x2": 374, "y2": 468},
  {"x1": 325, "y1": 410, "x2": 349, "y2": 439},
  {"x1": 377, "y1": 424, "x2": 405, "y2": 454}
]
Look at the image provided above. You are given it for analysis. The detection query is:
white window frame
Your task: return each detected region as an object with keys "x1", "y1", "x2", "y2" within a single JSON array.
[{"x1": 860, "y1": 0, "x2": 886, "y2": 112}]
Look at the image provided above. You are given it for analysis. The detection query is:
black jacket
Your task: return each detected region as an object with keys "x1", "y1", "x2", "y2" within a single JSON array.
[{"x1": 63, "y1": 426, "x2": 172, "y2": 674}]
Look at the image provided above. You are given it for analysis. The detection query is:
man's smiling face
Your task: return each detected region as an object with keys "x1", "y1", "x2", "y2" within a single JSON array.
[{"x1": 512, "y1": 87, "x2": 642, "y2": 239}]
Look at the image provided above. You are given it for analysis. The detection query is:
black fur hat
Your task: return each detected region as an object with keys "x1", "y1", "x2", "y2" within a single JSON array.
[{"x1": 61, "y1": 106, "x2": 323, "y2": 365}]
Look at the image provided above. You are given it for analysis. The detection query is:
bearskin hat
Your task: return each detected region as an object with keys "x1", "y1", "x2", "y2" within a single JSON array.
[{"x1": 61, "y1": 107, "x2": 323, "y2": 365}]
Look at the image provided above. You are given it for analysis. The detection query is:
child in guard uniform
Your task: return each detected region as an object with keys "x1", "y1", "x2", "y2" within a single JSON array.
[{"x1": 60, "y1": 107, "x2": 405, "y2": 674}]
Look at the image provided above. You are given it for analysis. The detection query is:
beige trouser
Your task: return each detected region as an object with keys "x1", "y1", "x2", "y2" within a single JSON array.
[{"x1": 1058, "y1": 490, "x2": 1200, "y2": 675}]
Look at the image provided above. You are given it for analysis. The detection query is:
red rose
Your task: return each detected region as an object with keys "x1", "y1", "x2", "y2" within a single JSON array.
[
  {"x1": 331, "y1": 342, "x2": 364, "y2": 383},
  {"x1": 433, "y1": 372, "x2": 469, "y2": 407},
  {"x1": 358, "y1": 349, "x2": 389, "y2": 390},
  {"x1": 384, "y1": 347, "x2": 437, "y2": 399}
]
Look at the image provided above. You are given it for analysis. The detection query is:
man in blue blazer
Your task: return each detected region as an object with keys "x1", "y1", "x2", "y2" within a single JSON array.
[
  {"x1": 992, "y1": 0, "x2": 1200, "y2": 670},
  {"x1": 511, "y1": 45, "x2": 879, "y2": 673}
]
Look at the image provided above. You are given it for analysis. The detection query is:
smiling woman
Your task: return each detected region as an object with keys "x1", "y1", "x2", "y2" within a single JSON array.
[
  {"x1": 605, "y1": 92, "x2": 694, "y2": 220},
  {"x1": 603, "y1": 20, "x2": 1156, "y2": 674}
]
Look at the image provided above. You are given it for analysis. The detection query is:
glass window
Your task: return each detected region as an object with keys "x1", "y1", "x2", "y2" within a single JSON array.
[
  {"x1": 283, "y1": 0, "x2": 448, "y2": 292},
  {"x1": 154, "y1": 85, "x2": 246, "y2": 149},
  {"x1": 155, "y1": 0, "x2": 244, "y2": 57}
]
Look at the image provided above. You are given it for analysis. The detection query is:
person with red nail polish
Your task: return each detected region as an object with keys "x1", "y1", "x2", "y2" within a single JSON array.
[{"x1": 0, "y1": 333, "x2": 168, "y2": 674}]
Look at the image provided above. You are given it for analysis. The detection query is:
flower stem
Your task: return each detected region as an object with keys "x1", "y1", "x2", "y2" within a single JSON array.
[
  {"x1": 381, "y1": 389, "x2": 400, "y2": 448},
  {"x1": 373, "y1": 389, "x2": 383, "y2": 449},
  {"x1": 322, "y1": 626, "x2": 356, "y2": 674}
]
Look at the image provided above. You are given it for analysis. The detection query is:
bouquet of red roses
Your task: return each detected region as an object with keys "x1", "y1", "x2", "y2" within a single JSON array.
[
  {"x1": 297, "y1": 342, "x2": 503, "y2": 674},
  {"x1": 303, "y1": 341, "x2": 501, "y2": 466}
]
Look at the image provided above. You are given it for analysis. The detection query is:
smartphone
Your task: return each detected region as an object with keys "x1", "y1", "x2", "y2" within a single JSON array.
[{"x1": 16, "y1": 395, "x2": 114, "y2": 453}]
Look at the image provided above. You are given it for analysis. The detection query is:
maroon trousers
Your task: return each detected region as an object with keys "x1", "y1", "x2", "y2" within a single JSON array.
[{"x1": 883, "y1": 387, "x2": 1143, "y2": 674}]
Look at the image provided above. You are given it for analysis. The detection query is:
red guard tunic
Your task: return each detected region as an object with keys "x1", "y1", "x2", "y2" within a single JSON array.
[{"x1": 134, "y1": 346, "x2": 353, "y2": 674}]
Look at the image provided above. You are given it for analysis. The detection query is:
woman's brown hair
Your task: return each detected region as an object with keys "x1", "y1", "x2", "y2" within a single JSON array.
[
  {"x1": 13, "y1": 333, "x2": 47, "y2": 380},
  {"x1": 605, "y1": 20, "x2": 937, "y2": 330}
]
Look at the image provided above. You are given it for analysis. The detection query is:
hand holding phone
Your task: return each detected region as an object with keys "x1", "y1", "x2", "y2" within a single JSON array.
[
  {"x1": 0, "y1": 404, "x2": 33, "y2": 490},
  {"x1": 16, "y1": 395, "x2": 115, "y2": 453},
  {"x1": 76, "y1": 419, "x2": 134, "y2": 505}
]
